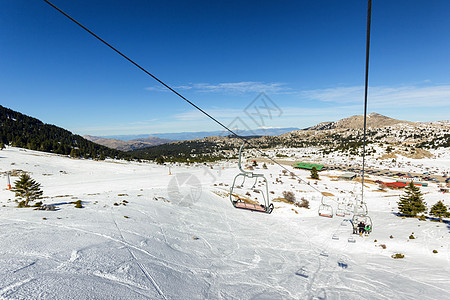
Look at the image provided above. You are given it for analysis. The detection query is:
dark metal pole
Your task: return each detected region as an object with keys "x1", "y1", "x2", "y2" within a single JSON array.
[{"x1": 361, "y1": 0, "x2": 372, "y2": 202}]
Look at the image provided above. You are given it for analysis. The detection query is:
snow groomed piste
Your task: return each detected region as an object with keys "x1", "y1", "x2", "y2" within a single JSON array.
[{"x1": 1, "y1": 146, "x2": 450, "y2": 299}]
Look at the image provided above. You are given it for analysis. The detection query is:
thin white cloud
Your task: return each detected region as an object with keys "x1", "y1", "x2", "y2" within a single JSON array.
[
  {"x1": 173, "y1": 108, "x2": 242, "y2": 121},
  {"x1": 190, "y1": 82, "x2": 289, "y2": 94},
  {"x1": 279, "y1": 105, "x2": 362, "y2": 117},
  {"x1": 301, "y1": 86, "x2": 362, "y2": 103},
  {"x1": 301, "y1": 84, "x2": 450, "y2": 108},
  {"x1": 146, "y1": 81, "x2": 291, "y2": 94},
  {"x1": 144, "y1": 86, "x2": 168, "y2": 92}
]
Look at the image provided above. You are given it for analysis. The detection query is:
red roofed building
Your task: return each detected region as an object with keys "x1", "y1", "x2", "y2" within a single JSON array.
[{"x1": 382, "y1": 182, "x2": 408, "y2": 189}]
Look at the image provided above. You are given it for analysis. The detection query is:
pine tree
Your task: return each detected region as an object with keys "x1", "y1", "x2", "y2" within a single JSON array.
[
  {"x1": 398, "y1": 182, "x2": 426, "y2": 217},
  {"x1": 429, "y1": 200, "x2": 449, "y2": 221},
  {"x1": 0, "y1": 142, "x2": 4, "y2": 150},
  {"x1": 310, "y1": 167, "x2": 319, "y2": 180},
  {"x1": 156, "y1": 156, "x2": 164, "y2": 165},
  {"x1": 70, "y1": 148, "x2": 79, "y2": 158},
  {"x1": 12, "y1": 174, "x2": 43, "y2": 207}
]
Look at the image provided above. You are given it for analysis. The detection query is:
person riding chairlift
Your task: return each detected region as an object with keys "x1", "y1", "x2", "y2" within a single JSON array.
[
  {"x1": 358, "y1": 222, "x2": 365, "y2": 235},
  {"x1": 364, "y1": 224, "x2": 371, "y2": 235},
  {"x1": 358, "y1": 222, "x2": 364, "y2": 235}
]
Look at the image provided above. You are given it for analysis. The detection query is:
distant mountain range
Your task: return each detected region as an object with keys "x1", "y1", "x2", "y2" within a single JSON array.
[
  {"x1": 100, "y1": 127, "x2": 300, "y2": 141},
  {"x1": 85, "y1": 127, "x2": 299, "y2": 151},
  {"x1": 83, "y1": 135, "x2": 176, "y2": 152}
]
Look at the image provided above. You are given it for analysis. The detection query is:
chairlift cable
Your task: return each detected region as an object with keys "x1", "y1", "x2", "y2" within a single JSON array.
[
  {"x1": 42, "y1": 0, "x2": 236, "y2": 139},
  {"x1": 42, "y1": 0, "x2": 331, "y2": 201}
]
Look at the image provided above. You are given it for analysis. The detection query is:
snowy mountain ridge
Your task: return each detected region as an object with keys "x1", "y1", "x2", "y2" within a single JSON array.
[
  {"x1": 303, "y1": 113, "x2": 412, "y2": 130},
  {"x1": 131, "y1": 113, "x2": 449, "y2": 162}
]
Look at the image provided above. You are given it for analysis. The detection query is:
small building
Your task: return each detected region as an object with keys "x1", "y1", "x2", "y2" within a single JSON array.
[
  {"x1": 292, "y1": 162, "x2": 325, "y2": 171},
  {"x1": 339, "y1": 173, "x2": 357, "y2": 181},
  {"x1": 383, "y1": 182, "x2": 408, "y2": 189},
  {"x1": 396, "y1": 180, "x2": 428, "y2": 187}
]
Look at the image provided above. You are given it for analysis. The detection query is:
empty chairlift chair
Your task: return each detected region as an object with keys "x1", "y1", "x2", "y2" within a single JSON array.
[
  {"x1": 318, "y1": 197, "x2": 333, "y2": 218},
  {"x1": 335, "y1": 200, "x2": 346, "y2": 217},
  {"x1": 229, "y1": 144, "x2": 274, "y2": 214}
]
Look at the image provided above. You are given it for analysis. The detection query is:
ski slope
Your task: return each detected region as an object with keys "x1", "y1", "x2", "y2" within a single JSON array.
[{"x1": 1, "y1": 147, "x2": 449, "y2": 299}]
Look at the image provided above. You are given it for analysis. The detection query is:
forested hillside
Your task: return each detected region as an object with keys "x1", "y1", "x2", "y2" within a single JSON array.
[
  {"x1": 130, "y1": 140, "x2": 229, "y2": 163},
  {"x1": 0, "y1": 105, "x2": 132, "y2": 160}
]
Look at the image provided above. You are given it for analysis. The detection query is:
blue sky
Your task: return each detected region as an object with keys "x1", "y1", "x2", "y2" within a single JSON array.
[{"x1": 1, "y1": 0, "x2": 449, "y2": 136}]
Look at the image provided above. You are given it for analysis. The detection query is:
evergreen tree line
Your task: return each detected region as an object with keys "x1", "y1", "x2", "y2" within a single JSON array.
[
  {"x1": 130, "y1": 140, "x2": 228, "y2": 163},
  {"x1": 0, "y1": 105, "x2": 133, "y2": 160}
]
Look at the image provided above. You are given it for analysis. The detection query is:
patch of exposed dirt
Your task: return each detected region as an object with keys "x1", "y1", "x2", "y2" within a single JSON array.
[
  {"x1": 273, "y1": 197, "x2": 291, "y2": 204},
  {"x1": 321, "y1": 192, "x2": 335, "y2": 197},
  {"x1": 402, "y1": 148, "x2": 434, "y2": 159},
  {"x1": 378, "y1": 153, "x2": 398, "y2": 160}
]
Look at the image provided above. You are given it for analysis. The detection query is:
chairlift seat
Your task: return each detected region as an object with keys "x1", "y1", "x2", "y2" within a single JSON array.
[
  {"x1": 336, "y1": 209, "x2": 345, "y2": 217},
  {"x1": 319, "y1": 251, "x2": 329, "y2": 257},
  {"x1": 295, "y1": 267, "x2": 309, "y2": 278},
  {"x1": 233, "y1": 200, "x2": 273, "y2": 213},
  {"x1": 318, "y1": 204, "x2": 333, "y2": 218},
  {"x1": 319, "y1": 212, "x2": 333, "y2": 218}
]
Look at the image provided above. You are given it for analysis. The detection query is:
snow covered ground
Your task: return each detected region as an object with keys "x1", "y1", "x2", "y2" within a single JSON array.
[
  {"x1": 1, "y1": 147, "x2": 449, "y2": 299},
  {"x1": 265, "y1": 146, "x2": 450, "y2": 177}
]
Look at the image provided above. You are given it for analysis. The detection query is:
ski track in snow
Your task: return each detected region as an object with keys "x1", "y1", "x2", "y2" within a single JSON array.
[
  {"x1": 92, "y1": 271, "x2": 153, "y2": 299},
  {"x1": 0, "y1": 278, "x2": 35, "y2": 299},
  {"x1": 111, "y1": 214, "x2": 167, "y2": 300}
]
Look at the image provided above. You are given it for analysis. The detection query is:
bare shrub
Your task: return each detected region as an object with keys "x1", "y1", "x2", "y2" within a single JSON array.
[
  {"x1": 282, "y1": 191, "x2": 296, "y2": 204},
  {"x1": 391, "y1": 253, "x2": 404, "y2": 259},
  {"x1": 298, "y1": 197, "x2": 310, "y2": 209}
]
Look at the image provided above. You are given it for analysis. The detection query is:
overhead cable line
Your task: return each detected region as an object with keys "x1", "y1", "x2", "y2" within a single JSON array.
[
  {"x1": 42, "y1": 0, "x2": 237, "y2": 140},
  {"x1": 41, "y1": 0, "x2": 358, "y2": 200},
  {"x1": 361, "y1": 0, "x2": 372, "y2": 202}
]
